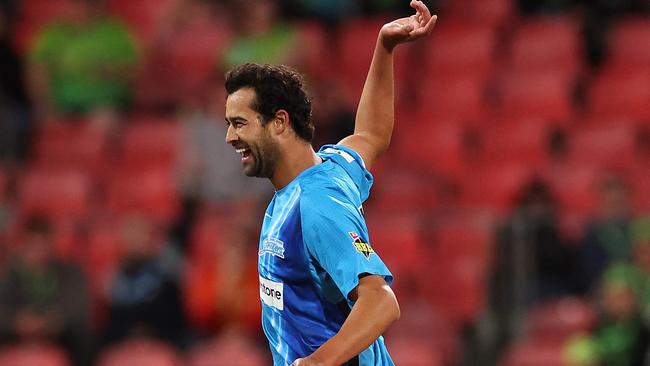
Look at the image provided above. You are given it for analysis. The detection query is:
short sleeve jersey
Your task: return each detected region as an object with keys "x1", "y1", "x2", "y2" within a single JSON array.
[{"x1": 258, "y1": 145, "x2": 395, "y2": 366}]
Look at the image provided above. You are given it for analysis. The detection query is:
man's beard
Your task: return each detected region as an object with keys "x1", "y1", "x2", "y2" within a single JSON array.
[{"x1": 245, "y1": 127, "x2": 280, "y2": 179}]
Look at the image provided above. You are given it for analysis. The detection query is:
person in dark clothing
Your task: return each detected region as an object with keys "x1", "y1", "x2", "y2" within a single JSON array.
[
  {"x1": 102, "y1": 213, "x2": 187, "y2": 349},
  {"x1": 0, "y1": 216, "x2": 94, "y2": 366},
  {"x1": 0, "y1": 1, "x2": 33, "y2": 164}
]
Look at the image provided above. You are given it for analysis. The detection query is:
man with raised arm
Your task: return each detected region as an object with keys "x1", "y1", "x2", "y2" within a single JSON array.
[{"x1": 224, "y1": 2, "x2": 437, "y2": 365}]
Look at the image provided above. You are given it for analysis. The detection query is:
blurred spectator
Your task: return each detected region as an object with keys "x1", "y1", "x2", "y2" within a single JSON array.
[
  {"x1": 489, "y1": 177, "x2": 576, "y2": 357},
  {"x1": 564, "y1": 263, "x2": 650, "y2": 366},
  {"x1": 102, "y1": 213, "x2": 186, "y2": 349},
  {"x1": 0, "y1": 216, "x2": 93, "y2": 366},
  {"x1": 222, "y1": 0, "x2": 305, "y2": 72},
  {"x1": 631, "y1": 217, "x2": 650, "y2": 323},
  {"x1": 0, "y1": 1, "x2": 32, "y2": 164},
  {"x1": 576, "y1": 170, "x2": 633, "y2": 294},
  {"x1": 27, "y1": 0, "x2": 139, "y2": 118},
  {"x1": 176, "y1": 75, "x2": 270, "y2": 205},
  {"x1": 184, "y1": 219, "x2": 261, "y2": 336}
]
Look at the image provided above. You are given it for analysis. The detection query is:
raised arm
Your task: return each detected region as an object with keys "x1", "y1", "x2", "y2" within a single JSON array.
[{"x1": 339, "y1": 0, "x2": 437, "y2": 170}]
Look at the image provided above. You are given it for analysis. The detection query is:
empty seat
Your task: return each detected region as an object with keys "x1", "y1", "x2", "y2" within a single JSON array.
[
  {"x1": 106, "y1": 0, "x2": 180, "y2": 46},
  {"x1": 18, "y1": 168, "x2": 92, "y2": 220},
  {"x1": 525, "y1": 297, "x2": 596, "y2": 342},
  {"x1": 483, "y1": 118, "x2": 553, "y2": 166},
  {"x1": 31, "y1": 120, "x2": 108, "y2": 175},
  {"x1": 97, "y1": 339, "x2": 181, "y2": 366},
  {"x1": 606, "y1": 17, "x2": 650, "y2": 69},
  {"x1": 12, "y1": 0, "x2": 75, "y2": 52},
  {"x1": 569, "y1": 124, "x2": 635, "y2": 167},
  {"x1": 543, "y1": 163, "x2": 599, "y2": 216},
  {"x1": 120, "y1": 116, "x2": 182, "y2": 169},
  {"x1": 106, "y1": 167, "x2": 179, "y2": 224},
  {"x1": 387, "y1": 338, "x2": 443, "y2": 366},
  {"x1": 498, "y1": 71, "x2": 575, "y2": 121},
  {"x1": 365, "y1": 212, "x2": 426, "y2": 275},
  {"x1": 425, "y1": 21, "x2": 497, "y2": 77},
  {"x1": 419, "y1": 74, "x2": 489, "y2": 121},
  {"x1": 588, "y1": 69, "x2": 650, "y2": 120},
  {"x1": 339, "y1": 17, "x2": 410, "y2": 103},
  {"x1": 509, "y1": 17, "x2": 583, "y2": 75},
  {"x1": 188, "y1": 335, "x2": 268, "y2": 366},
  {"x1": 460, "y1": 163, "x2": 537, "y2": 213},
  {"x1": 445, "y1": 0, "x2": 514, "y2": 28},
  {"x1": 0, "y1": 343, "x2": 70, "y2": 366},
  {"x1": 501, "y1": 339, "x2": 565, "y2": 366}
]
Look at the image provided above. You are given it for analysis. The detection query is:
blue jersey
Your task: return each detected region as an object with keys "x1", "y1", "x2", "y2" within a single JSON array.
[{"x1": 258, "y1": 145, "x2": 395, "y2": 366}]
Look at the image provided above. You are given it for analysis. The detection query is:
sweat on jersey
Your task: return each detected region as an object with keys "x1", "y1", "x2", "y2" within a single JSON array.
[{"x1": 257, "y1": 144, "x2": 395, "y2": 366}]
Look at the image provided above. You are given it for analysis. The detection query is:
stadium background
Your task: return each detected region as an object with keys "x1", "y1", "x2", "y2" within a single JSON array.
[{"x1": 0, "y1": 0, "x2": 649, "y2": 364}]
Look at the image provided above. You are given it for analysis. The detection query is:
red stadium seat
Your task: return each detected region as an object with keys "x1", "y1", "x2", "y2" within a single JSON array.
[
  {"x1": 569, "y1": 123, "x2": 635, "y2": 168},
  {"x1": 370, "y1": 168, "x2": 439, "y2": 212},
  {"x1": 84, "y1": 219, "x2": 122, "y2": 300},
  {"x1": 0, "y1": 343, "x2": 70, "y2": 366},
  {"x1": 18, "y1": 168, "x2": 92, "y2": 220},
  {"x1": 445, "y1": 0, "x2": 514, "y2": 28},
  {"x1": 460, "y1": 163, "x2": 537, "y2": 213},
  {"x1": 106, "y1": 0, "x2": 180, "y2": 46},
  {"x1": 12, "y1": 0, "x2": 75, "y2": 53},
  {"x1": 393, "y1": 114, "x2": 468, "y2": 175},
  {"x1": 188, "y1": 336, "x2": 268, "y2": 366},
  {"x1": 425, "y1": 21, "x2": 497, "y2": 78},
  {"x1": 483, "y1": 118, "x2": 553, "y2": 167},
  {"x1": 339, "y1": 17, "x2": 411, "y2": 103},
  {"x1": 419, "y1": 74, "x2": 489, "y2": 121},
  {"x1": 165, "y1": 18, "x2": 232, "y2": 99},
  {"x1": 543, "y1": 163, "x2": 599, "y2": 216},
  {"x1": 606, "y1": 17, "x2": 650, "y2": 70},
  {"x1": 120, "y1": 116, "x2": 182, "y2": 170},
  {"x1": 365, "y1": 212, "x2": 426, "y2": 276},
  {"x1": 588, "y1": 69, "x2": 650, "y2": 120},
  {"x1": 387, "y1": 338, "x2": 444, "y2": 366},
  {"x1": 498, "y1": 71, "x2": 575, "y2": 121},
  {"x1": 31, "y1": 119, "x2": 109, "y2": 176},
  {"x1": 525, "y1": 297, "x2": 596, "y2": 342},
  {"x1": 509, "y1": 16, "x2": 583, "y2": 75},
  {"x1": 426, "y1": 223, "x2": 493, "y2": 323},
  {"x1": 106, "y1": 167, "x2": 180, "y2": 225},
  {"x1": 501, "y1": 339, "x2": 565, "y2": 366},
  {"x1": 97, "y1": 339, "x2": 182, "y2": 366}
]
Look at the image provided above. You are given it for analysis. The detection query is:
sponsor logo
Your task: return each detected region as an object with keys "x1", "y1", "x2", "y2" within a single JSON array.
[
  {"x1": 259, "y1": 276, "x2": 284, "y2": 310},
  {"x1": 349, "y1": 232, "x2": 374, "y2": 259},
  {"x1": 259, "y1": 237, "x2": 285, "y2": 258}
]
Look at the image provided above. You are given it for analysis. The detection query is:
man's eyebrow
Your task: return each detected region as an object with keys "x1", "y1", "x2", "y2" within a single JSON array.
[{"x1": 225, "y1": 116, "x2": 247, "y2": 124}]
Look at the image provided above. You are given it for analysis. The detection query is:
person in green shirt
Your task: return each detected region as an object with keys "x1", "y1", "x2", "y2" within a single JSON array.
[{"x1": 29, "y1": 0, "x2": 139, "y2": 117}]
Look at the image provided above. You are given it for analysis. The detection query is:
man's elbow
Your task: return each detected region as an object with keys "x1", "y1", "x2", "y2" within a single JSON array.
[{"x1": 381, "y1": 286, "x2": 400, "y2": 324}]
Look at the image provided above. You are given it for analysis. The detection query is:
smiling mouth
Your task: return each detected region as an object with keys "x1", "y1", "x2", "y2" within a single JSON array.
[{"x1": 235, "y1": 147, "x2": 252, "y2": 162}]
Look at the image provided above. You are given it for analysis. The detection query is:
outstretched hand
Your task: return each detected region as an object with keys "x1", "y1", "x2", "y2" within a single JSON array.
[{"x1": 380, "y1": 0, "x2": 437, "y2": 51}]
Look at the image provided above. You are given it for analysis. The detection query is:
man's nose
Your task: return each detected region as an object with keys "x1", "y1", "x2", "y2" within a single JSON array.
[{"x1": 225, "y1": 124, "x2": 237, "y2": 144}]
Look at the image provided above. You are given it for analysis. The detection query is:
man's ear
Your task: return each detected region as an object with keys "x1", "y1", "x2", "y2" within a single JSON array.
[{"x1": 272, "y1": 109, "x2": 290, "y2": 135}]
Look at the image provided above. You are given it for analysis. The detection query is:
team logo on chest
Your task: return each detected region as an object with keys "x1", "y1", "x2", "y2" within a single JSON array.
[
  {"x1": 259, "y1": 237, "x2": 285, "y2": 259},
  {"x1": 349, "y1": 232, "x2": 374, "y2": 259}
]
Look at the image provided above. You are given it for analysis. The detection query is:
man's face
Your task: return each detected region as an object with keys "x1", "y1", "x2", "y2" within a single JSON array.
[{"x1": 225, "y1": 88, "x2": 280, "y2": 178}]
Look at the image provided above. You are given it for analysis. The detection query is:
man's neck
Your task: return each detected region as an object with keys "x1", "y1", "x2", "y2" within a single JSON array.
[{"x1": 270, "y1": 143, "x2": 321, "y2": 190}]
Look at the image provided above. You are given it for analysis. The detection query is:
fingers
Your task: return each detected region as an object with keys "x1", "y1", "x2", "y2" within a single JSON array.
[{"x1": 409, "y1": 14, "x2": 437, "y2": 38}]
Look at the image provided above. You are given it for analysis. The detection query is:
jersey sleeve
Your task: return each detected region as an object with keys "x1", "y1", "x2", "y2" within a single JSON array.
[
  {"x1": 317, "y1": 145, "x2": 374, "y2": 202},
  {"x1": 300, "y1": 191, "x2": 392, "y2": 300}
]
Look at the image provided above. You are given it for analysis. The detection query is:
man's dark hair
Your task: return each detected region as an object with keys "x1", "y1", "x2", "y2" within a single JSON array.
[{"x1": 225, "y1": 63, "x2": 314, "y2": 142}]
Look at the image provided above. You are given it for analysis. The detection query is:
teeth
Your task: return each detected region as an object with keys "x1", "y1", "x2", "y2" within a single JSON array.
[{"x1": 235, "y1": 148, "x2": 247, "y2": 154}]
